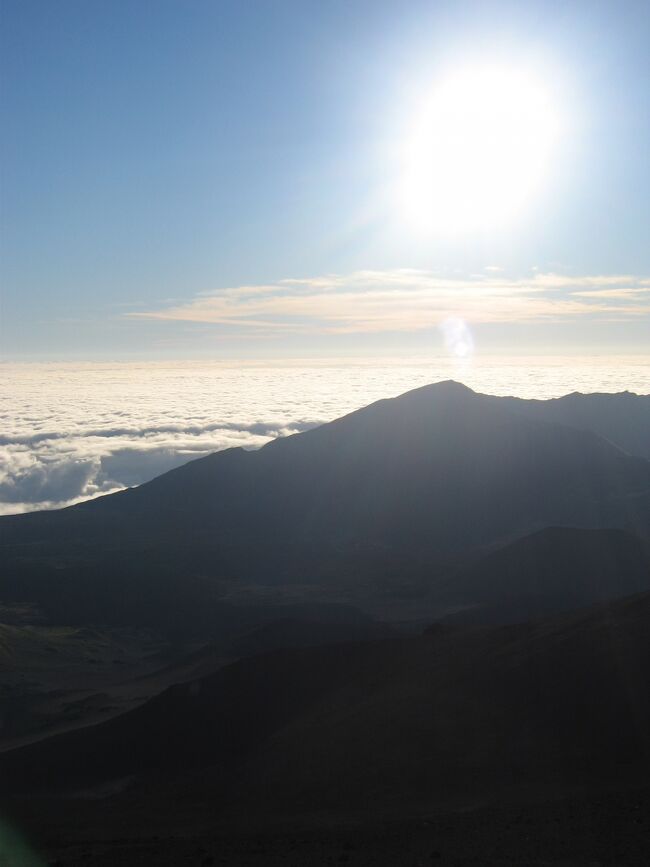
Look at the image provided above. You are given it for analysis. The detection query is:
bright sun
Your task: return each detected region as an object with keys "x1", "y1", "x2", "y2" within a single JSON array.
[{"x1": 398, "y1": 64, "x2": 560, "y2": 234}]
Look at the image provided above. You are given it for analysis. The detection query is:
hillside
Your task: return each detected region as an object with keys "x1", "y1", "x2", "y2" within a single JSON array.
[
  {"x1": 1, "y1": 381, "x2": 649, "y2": 628},
  {"x1": 438, "y1": 525, "x2": 650, "y2": 624},
  {"x1": 2, "y1": 591, "x2": 649, "y2": 816},
  {"x1": 499, "y1": 389, "x2": 650, "y2": 460}
]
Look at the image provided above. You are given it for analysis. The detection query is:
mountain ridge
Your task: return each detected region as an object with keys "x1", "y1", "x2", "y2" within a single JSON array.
[{"x1": 1, "y1": 381, "x2": 649, "y2": 628}]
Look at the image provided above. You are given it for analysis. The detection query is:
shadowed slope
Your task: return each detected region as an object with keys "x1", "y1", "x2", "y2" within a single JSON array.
[
  {"x1": 439, "y1": 526, "x2": 650, "y2": 624},
  {"x1": 498, "y1": 389, "x2": 650, "y2": 460},
  {"x1": 1, "y1": 381, "x2": 649, "y2": 626},
  {"x1": 1, "y1": 591, "x2": 649, "y2": 815}
]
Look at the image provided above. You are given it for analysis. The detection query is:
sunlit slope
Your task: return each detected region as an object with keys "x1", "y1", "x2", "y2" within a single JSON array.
[{"x1": 1, "y1": 381, "x2": 649, "y2": 625}]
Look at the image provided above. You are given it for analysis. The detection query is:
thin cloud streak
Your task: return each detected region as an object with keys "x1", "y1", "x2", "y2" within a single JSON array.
[{"x1": 130, "y1": 271, "x2": 650, "y2": 336}]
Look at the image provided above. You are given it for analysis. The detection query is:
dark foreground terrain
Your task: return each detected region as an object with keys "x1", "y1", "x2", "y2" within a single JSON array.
[
  {"x1": 5, "y1": 786, "x2": 650, "y2": 866},
  {"x1": 2, "y1": 592, "x2": 650, "y2": 865},
  {"x1": 1, "y1": 382, "x2": 650, "y2": 864}
]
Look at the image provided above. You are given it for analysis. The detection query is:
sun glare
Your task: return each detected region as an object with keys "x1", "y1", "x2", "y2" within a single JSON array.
[{"x1": 398, "y1": 64, "x2": 560, "y2": 234}]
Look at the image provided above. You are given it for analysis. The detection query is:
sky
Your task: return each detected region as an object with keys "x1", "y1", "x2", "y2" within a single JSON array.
[{"x1": 1, "y1": 0, "x2": 649, "y2": 359}]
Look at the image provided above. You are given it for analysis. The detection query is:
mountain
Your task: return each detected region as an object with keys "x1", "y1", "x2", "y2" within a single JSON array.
[
  {"x1": 497, "y1": 389, "x2": 650, "y2": 460},
  {"x1": 437, "y1": 526, "x2": 650, "y2": 624},
  {"x1": 1, "y1": 381, "x2": 649, "y2": 628},
  {"x1": 0, "y1": 606, "x2": 391, "y2": 751},
  {"x1": 3, "y1": 382, "x2": 650, "y2": 864},
  {"x1": 2, "y1": 591, "x2": 649, "y2": 817}
]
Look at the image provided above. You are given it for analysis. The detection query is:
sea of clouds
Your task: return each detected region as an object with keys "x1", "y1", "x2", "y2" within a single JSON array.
[{"x1": 2, "y1": 357, "x2": 648, "y2": 515}]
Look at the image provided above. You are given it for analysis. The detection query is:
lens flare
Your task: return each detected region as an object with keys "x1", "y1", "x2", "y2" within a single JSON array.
[
  {"x1": 440, "y1": 317, "x2": 474, "y2": 358},
  {"x1": 0, "y1": 820, "x2": 44, "y2": 866}
]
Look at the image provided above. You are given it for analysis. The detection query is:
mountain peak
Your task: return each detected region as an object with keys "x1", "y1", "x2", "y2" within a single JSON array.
[
  {"x1": 398, "y1": 379, "x2": 477, "y2": 401},
  {"x1": 433, "y1": 379, "x2": 475, "y2": 392}
]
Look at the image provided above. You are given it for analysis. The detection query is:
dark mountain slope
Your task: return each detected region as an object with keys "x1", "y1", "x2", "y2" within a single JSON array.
[
  {"x1": 1, "y1": 382, "x2": 649, "y2": 625},
  {"x1": 439, "y1": 526, "x2": 650, "y2": 624},
  {"x1": 497, "y1": 389, "x2": 650, "y2": 460},
  {"x1": 1, "y1": 591, "x2": 649, "y2": 815}
]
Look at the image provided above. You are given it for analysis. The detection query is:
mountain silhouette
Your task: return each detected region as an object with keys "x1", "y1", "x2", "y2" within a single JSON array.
[
  {"x1": 1, "y1": 381, "x2": 649, "y2": 628},
  {"x1": 438, "y1": 526, "x2": 650, "y2": 624},
  {"x1": 496, "y1": 388, "x2": 650, "y2": 460},
  {"x1": 3, "y1": 382, "x2": 650, "y2": 864}
]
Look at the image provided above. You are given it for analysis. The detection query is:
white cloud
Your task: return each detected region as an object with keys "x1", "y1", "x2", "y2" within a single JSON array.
[
  {"x1": 0, "y1": 362, "x2": 334, "y2": 514},
  {"x1": 0, "y1": 423, "x2": 316, "y2": 515},
  {"x1": 2, "y1": 357, "x2": 648, "y2": 516},
  {"x1": 571, "y1": 288, "x2": 650, "y2": 299},
  {"x1": 129, "y1": 270, "x2": 650, "y2": 335}
]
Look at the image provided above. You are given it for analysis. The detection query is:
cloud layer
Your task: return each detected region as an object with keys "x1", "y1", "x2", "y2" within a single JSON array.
[
  {"x1": 131, "y1": 270, "x2": 650, "y2": 335},
  {"x1": 2, "y1": 357, "x2": 649, "y2": 516}
]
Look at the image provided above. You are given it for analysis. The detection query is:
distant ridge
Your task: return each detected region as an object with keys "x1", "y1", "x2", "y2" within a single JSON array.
[
  {"x1": 493, "y1": 388, "x2": 650, "y2": 460},
  {"x1": 1, "y1": 380, "x2": 649, "y2": 628},
  {"x1": 439, "y1": 526, "x2": 650, "y2": 625}
]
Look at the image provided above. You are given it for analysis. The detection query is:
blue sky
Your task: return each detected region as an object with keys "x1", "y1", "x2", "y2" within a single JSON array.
[{"x1": 1, "y1": 0, "x2": 649, "y2": 359}]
